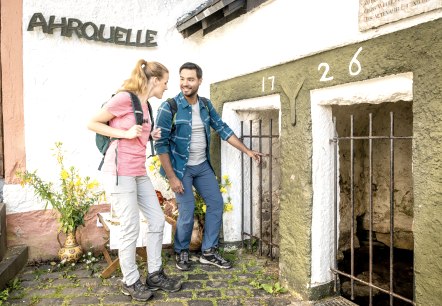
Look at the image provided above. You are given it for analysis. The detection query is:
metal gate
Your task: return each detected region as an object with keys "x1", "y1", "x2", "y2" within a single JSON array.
[
  {"x1": 331, "y1": 113, "x2": 414, "y2": 305},
  {"x1": 239, "y1": 119, "x2": 279, "y2": 259}
]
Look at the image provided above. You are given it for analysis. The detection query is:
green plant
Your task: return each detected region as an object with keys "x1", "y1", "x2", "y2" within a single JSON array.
[
  {"x1": 17, "y1": 142, "x2": 103, "y2": 234},
  {"x1": 30, "y1": 296, "x2": 41, "y2": 304},
  {"x1": 0, "y1": 288, "x2": 9, "y2": 302},
  {"x1": 218, "y1": 247, "x2": 237, "y2": 263},
  {"x1": 0, "y1": 278, "x2": 22, "y2": 302},
  {"x1": 81, "y1": 250, "x2": 99, "y2": 274},
  {"x1": 250, "y1": 280, "x2": 288, "y2": 295},
  {"x1": 32, "y1": 267, "x2": 48, "y2": 280}
]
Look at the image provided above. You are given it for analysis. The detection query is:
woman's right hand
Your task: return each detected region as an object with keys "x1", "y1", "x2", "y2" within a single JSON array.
[{"x1": 125, "y1": 125, "x2": 143, "y2": 139}]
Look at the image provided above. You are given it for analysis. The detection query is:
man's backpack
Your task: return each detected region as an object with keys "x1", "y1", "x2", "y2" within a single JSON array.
[
  {"x1": 96, "y1": 91, "x2": 155, "y2": 171},
  {"x1": 166, "y1": 97, "x2": 209, "y2": 132}
]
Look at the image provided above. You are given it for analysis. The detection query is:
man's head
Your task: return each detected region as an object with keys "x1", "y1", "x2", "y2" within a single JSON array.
[
  {"x1": 179, "y1": 62, "x2": 202, "y2": 78},
  {"x1": 179, "y1": 62, "x2": 202, "y2": 99}
]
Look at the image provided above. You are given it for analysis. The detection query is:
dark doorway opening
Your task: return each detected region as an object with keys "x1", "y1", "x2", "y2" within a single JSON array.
[{"x1": 331, "y1": 101, "x2": 414, "y2": 305}]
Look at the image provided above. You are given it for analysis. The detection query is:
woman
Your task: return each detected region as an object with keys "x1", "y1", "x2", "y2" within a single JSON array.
[{"x1": 88, "y1": 59, "x2": 181, "y2": 302}]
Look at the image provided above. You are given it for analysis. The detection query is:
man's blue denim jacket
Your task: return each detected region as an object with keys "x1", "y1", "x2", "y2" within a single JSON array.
[{"x1": 154, "y1": 92, "x2": 234, "y2": 180}]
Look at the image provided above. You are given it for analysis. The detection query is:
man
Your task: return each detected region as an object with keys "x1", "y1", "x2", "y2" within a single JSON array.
[{"x1": 155, "y1": 62, "x2": 262, "y2": 271}]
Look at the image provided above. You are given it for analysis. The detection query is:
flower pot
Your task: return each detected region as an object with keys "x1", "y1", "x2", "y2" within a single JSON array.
[
  {"x1": 57, "y1": 230, "x2": 83, "y2": 263},
  {"x1": 189, "y1": 217, "x2": 204, "y2": 251}
]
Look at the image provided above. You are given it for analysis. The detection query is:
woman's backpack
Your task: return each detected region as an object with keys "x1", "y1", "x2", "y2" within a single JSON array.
[{"x1": 96, "y1": 91, "x2": 155, "y2": 171}]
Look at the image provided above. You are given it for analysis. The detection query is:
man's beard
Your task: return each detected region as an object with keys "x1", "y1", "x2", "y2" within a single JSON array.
[{"x1": 182, "y1": 86, "x2": 198, "y2": 98}]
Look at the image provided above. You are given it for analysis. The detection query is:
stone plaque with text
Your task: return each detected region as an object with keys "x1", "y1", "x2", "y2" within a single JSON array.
[{"x1": 359, "y1": 0, "x2": 442, "y2": 31}]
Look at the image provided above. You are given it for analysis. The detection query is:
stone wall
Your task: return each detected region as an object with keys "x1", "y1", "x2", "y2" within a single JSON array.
[{"x1": 211, "y1": 19, "x2": 442, "y2": 305}]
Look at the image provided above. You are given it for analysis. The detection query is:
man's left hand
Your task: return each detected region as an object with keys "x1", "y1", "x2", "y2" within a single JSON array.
[{"x1": 246, "y1": 150, "x2": 264, "y2": 163}]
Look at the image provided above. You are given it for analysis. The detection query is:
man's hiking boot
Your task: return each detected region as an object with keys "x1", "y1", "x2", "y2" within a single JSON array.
[
  {"x1": 199, "y1": 247, "x2": 232, "y2": 269},
  {"x1": 175, "y1": 249, "x2": 191, "y2": 271},
  {"x1": 121, "y1": 278, "x2": 153, "y2": 302},
  {"x1": 146, "y1": 268, "x2": 182, "y2": 292}
]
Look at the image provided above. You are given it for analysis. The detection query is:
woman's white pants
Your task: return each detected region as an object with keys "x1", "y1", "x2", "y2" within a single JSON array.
[{"x1": 104, "y1": 175, "x2": 165, "y2": 286}]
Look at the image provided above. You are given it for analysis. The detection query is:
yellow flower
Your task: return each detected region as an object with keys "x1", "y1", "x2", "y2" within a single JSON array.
[
  {"x1": 87, "y1": 180, "x2": 99, "y2": 189},
  {"x1": 224, "y1": 203, "x2": 233, "y2": 212},
  {"x1": 16, "y1": 142, "x2": 103, "y2": 234},
  {"x1": 61, "y1": 169, "x2": 69, "y2": 180},
  {"x1": 202, "y1": 205, "x2": 206, "y2": 213},
  {"x1": 222, "y1": 174, "x2": 229, "y2": 180},
  {"x1": 220, "y1": 187, "x2": 227, "y2": 194},
  {"x1": 149, "y1": 164, "x2": 155, "y2": 172}
]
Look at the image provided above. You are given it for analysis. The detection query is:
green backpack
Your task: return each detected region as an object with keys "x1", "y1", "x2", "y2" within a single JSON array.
[{"x1": 96, "y1": 91, "x2": 155, "y2": 172}]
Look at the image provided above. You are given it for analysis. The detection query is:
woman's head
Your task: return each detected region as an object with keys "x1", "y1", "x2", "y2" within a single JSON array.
[{"x1": 120, "y1": 59, "x2": 169, "y2": 98}]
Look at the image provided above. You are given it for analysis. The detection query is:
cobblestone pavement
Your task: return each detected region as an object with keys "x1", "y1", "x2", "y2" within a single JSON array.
[{"x1": 1, "y1": 248, "x2": 329, "y2": 305}]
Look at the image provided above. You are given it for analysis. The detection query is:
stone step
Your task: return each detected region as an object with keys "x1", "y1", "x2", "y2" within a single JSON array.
[{"x1": 0, "y1": 245, "x2": 28, "y2": 290}]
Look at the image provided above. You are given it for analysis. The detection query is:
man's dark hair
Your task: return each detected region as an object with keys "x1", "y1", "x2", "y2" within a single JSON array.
[{"x1": 179, "y1": 62, "x2": 202, "y2": 79}]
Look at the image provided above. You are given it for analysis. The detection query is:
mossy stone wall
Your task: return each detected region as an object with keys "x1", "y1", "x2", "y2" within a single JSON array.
[{"x1": 211, "y1": 19, "x2": 442, "y2": 304}]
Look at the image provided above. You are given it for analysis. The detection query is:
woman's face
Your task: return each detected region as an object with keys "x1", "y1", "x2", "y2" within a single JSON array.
[{"x1": 153, "y1": 73, "x2": 169, "y2": 99}]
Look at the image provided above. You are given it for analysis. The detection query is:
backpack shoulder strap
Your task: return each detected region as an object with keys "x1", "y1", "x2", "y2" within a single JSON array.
[
  {"x1": 126, "y1": 91, "x2": 155, "y2": 158},
  {"x1": 166, "y1": 98, "x2": 178, "y2": 117},
  {"x1": 200, "y1": 97, "x2": 211, "y2": 117},
  {"x1": 128, "y1": 92, "x2": 144, "y2": 125},
  {"x1": 200, "y1": 97, "x2": 209, "y2": 108},
  {"x1": 147, "y1": 101, "x2": 154, "y2": 130},
  {"x1": 146, "y1": 101, "x2": 154, "y2": 140},
  {"x1": 146, "y1": 101, "x2": 155, "y2": 158},
  {"x1": 166, "y1": 98, "x2": 178, "y2": 129}
]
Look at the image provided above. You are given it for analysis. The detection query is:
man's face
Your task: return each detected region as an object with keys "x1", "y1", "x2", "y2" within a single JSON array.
[{"x1": 180, "y1": 68, "x2": 202, "y2": 98}]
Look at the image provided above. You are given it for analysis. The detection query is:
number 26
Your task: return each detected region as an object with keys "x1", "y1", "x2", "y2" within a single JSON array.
[{"x1": 318, "y1": 47, "x2": 363, "y2": 82}]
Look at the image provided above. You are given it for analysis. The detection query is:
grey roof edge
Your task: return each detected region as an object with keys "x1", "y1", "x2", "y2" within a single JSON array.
[{"x1": 176, "y1": 0, "x2": 237, "y2": 31}]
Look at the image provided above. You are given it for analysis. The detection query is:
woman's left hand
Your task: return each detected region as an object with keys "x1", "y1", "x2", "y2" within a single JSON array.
[{"x1": 151, "y1": 128, "x2": 161, "y2": 140}]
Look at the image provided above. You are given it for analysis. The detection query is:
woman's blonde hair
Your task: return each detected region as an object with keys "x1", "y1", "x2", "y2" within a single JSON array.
[{"x1": 118, "y1": 59, "x2": 168, "y2": 95}]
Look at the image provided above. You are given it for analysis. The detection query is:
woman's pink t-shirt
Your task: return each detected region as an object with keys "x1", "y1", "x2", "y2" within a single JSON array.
[{"x1": 101, "y1": 92, "x2": 152, "y2": 176}]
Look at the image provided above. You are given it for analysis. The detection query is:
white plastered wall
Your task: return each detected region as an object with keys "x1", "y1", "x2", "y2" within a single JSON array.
[
  {"x1": 309, "y1": 72, "x2": 413, "y2": 286},
  {"x1": 5, "y1": 0, "x2": 439, "y2": 213},
  {"x1": 220, "y1": 95, "x2": 281, "y2": 242}
]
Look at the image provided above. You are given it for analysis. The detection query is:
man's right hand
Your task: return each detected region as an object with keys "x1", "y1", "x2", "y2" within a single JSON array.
[{"x1": 169, "y1": 176, "x2": 184, "y2": 194}]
